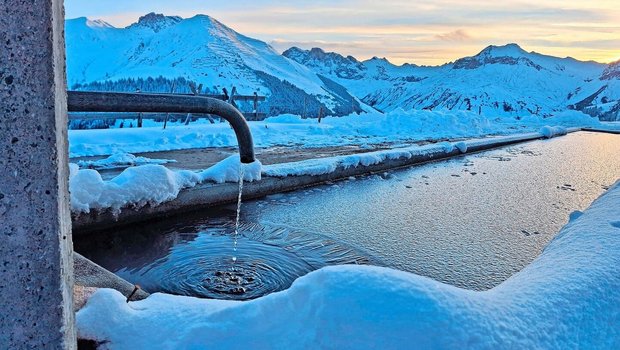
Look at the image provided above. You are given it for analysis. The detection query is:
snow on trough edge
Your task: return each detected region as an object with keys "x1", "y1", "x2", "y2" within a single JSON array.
[
  {"x1": 76, "y1": 180, "x2": 620, "y2": 349},
  {"x1": 69, "y1": 155, "x2": 262, "y2": 213},
  {"x1": 261, "y1": 130, "x2": 559, "y2": 177}
]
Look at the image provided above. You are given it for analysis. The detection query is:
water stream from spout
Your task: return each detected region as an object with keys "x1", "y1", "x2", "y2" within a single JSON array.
[{"x1": 232, "y1": 164, "x2": 246, "y2": 265}]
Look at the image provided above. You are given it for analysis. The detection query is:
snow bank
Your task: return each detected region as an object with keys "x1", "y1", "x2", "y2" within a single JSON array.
[
  {"x1": 68, "y1": 109, "x2": 601, "y2": 157},
  {"x1": 198, "y1": 155, "x2": 262, "y2": 183},
  {"x1": 77, "y1": 181, "x2": 620, "y2": 348},
  {"x1": 454, "y1": 141, "x2": 468, "y2": 153},
  {"x1": 600, "y1": 122, "x2": 620, "y2": 131},
  {"x1": 70, "y1": 155, "x2": 261, "y2": 213},
  {"x1": 535, "y1": 109, "x2": 601, "y2": 127},
  {"x1": 69, "y1": 163, "x2": 200, "y2": 213},
  {"x1": 262, "y1": 143, "x2": 444, "y2": 177},
  {"x1": 76, "y1": 152, "x2": 174, "y2": 169},
  {"x1": 540, "y1": 125, "x2": 567, "y2": 138},
  {"x1": 262, "y1": 158, "x2": 340, "y2": 177},
  {"x1": 262, "y1": 131, "x2": 555, "y2": 178}
]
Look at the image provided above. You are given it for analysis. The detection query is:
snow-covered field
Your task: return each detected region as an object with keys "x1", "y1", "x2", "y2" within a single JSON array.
[
  {"x1": 69, "y1": 109, "x2": 600, "y2": 157},
  {"x1": 77, "y1": 180, "x2": 620, "y2": 349}
]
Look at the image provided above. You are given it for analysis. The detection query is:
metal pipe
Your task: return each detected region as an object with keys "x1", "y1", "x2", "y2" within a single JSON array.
[{"x1": 67, "y1": 91, "x2": 256, "y2": 163}]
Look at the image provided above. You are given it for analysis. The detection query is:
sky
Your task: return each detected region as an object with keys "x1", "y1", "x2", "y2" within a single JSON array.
[{"x1": 64, "y1": 0, "x2": 620, "y2": 66}]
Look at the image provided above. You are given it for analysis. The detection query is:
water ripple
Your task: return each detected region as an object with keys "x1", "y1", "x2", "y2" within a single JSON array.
[{"x1": 82, "y1": 221, "x2": 374, "y2": 300}]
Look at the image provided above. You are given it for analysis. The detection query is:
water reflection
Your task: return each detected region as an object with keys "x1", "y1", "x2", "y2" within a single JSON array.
[
  {"x1": 240, "y1": 132, "x2": 620, "y2": 290},
  {"x1": 75, "y1": 213, "x2": 375, "y2": 300}
]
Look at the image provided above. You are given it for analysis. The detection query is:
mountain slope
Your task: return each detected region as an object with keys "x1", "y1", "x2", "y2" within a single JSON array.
[
  {"x1": 285, "y1": 45, "x2": 617, "y2": 120},
  {"x1": 568, "y1": 60, "x2": 620, "y2": 121},
  {"x1": 66, "y1": 13, "x2": 363, "y2": 117},
  {"x1": 66, "y1": 13, "x2": 619, "y2": 121}
]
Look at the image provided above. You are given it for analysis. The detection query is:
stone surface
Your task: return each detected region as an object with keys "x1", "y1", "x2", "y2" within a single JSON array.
[
  {"x1": 0, "y1": 0, "x2": 75, "y2": 348},
  {"x1": 74, "y1": 253, "x2": 149, "y2": 301},
  {"x1": 73, "y1": 286, "x2": 98, "y2": 312}
]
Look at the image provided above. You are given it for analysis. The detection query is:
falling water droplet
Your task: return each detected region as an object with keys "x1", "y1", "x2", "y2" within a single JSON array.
[{"x1": 232, "y1": 163, "x2": 246, "y2": 266}]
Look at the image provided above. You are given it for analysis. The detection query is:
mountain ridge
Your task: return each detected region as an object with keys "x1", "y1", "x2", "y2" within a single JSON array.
[
  {"x1": 284, "y1": 44, "x2": 618, "y2": 120},
  {"x1": 66, "y1": 13, "x2": 620, "y2": 121}
]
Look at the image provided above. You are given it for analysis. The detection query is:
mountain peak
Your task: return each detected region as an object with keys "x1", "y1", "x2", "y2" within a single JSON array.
[
  {"x1": 601, "y1": 59, "x2": 620, "y2": 80},
  {"x1": 282, "y1": 47, "x2": 366, "y2": 80},
  {"x1": 68, "y1": 17, "x2": 114, "y2": 29},
  {"x1": 283, "y1": 47, "x2": 360, "y2": 64},
  {"x1": 478, "y1": 43, "x2": 527, "y2": 57},
  {"x1": 283, "y1": 47, "x2": 329, "y2": 61},
  {"x1": 368, "y1": 56, "x2": 390, "y2": 63},
  {"x1": 308, "y1": 47, "x2": 328, "y2": 58},
  {"x1": 453, "y1": 43, "x2": 543, "y2": 70},
  {"x1": 127, "y1": 12, "x2": 182, "y2": 32}
]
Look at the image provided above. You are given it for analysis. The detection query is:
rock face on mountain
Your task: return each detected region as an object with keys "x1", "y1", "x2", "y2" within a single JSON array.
[
  {"x1": 65, "y1": 15, "x2": 362, "y2": 117},
  {"x1": 126, "y1": 12, "x2": 182, "y2": 32},
  {"x1": 568, "y1": 60, "x2": 620, "y2": 121},
  {"x1": 452, "y1": 44, "x2": 543, "y2": 71},
  {"x1": 601, "y1": 60, "x2": 620, "y2": 81},
  {"x1": 283, "y1": 47, "x2": 367, "y2": 80},
  {"x1": 285, "y1": 44, "x2": 619, "y2": 120}
]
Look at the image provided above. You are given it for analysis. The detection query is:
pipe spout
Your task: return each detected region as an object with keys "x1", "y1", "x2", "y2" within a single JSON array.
[{"x1": 67, "y1": 91, "x2": 256, "y2": 163}]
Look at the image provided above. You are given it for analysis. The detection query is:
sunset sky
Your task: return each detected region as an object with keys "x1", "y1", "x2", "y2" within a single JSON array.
[{"x1": 65, "y1": 0, "x2": 620, "y2": 66}]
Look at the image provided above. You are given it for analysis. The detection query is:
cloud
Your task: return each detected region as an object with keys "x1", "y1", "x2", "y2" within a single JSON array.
[
  {"x1": 435, "y1": 30, "x2": 472, "y2": 42},
  {"x1": 65, "y1": 0, "x2": 620, "y2": 65}
]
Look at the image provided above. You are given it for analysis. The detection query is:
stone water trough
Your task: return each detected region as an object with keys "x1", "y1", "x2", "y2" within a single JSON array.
[{"x1": 69, "y1": 98, "x2": 585, "y2": 234}]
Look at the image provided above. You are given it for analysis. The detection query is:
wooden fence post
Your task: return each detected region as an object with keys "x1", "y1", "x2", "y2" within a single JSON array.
[
  {"x1": 163, "y1": 82, "x2": 176, "y2": 129},
  {"x1": 254, "y1": 92, "x2": 259, "y2": 120},
  {"x1": 228, "y1": 86, "x2": 237, "y2": 108}
]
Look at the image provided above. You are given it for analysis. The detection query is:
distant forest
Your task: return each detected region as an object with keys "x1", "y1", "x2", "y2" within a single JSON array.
[
  {"x1": 71, "y1": 76, "x2": 205, "y2": 94},
  {"x1": 69, "y1": 74, "x2": 363, "y2": 129}
]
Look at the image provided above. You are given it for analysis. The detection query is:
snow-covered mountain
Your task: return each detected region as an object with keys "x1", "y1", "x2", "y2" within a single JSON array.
[
  {"x1": 65, "y1": 13, "x2": 363, "y2": 117},
  {"x1": 66, "y1": 12, "x2": 619, "y2": 121},
  {"x1": 569, "y1": 59, "x2": 620, "y2": 121},
  {"x1": 285, "y1": 45, "x2": 620, "y2": 120}
]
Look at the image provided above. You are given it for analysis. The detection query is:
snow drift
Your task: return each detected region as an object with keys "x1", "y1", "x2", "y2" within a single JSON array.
[
  {"x1": 68, "y1": 109, "x2": 601, "y2": 158},
  {"x1": 70, "y1": 155, "x2": 261, "y2": 213}
]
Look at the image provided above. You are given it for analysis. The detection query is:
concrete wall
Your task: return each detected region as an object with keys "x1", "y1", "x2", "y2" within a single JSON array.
[{"x1": 0, "y1": 0, "x2": 75, "y2": 348}]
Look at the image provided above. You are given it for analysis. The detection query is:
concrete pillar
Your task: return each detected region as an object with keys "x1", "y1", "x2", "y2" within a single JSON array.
[{"x1": 0, "y1": 0, "x2": 76, "y2": 348}]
